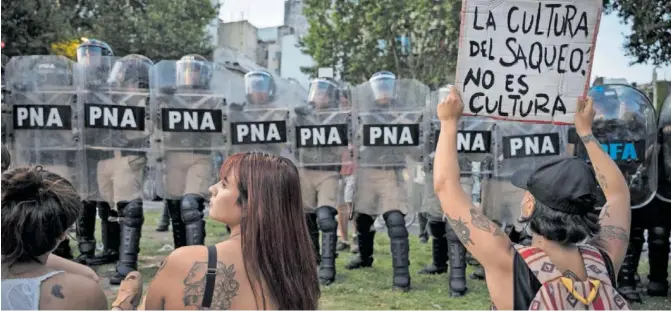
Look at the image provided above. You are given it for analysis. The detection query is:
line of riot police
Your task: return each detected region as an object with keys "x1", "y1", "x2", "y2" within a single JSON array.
[{"x1": 2, "y1": 39, "x2": 669, "y2": 298}]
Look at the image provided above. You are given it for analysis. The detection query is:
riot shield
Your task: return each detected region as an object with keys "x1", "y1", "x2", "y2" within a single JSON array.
[
  {"x1": 152, "y1": 60, "x2": 229, "y2": 200},
  {"x1": 352, "y1": 78, "x2": 429, "y2": 216},
  {"x1": 422, "y1": 87, "x2": 496, "y2": 220},
  {"x1": 656, "y1": 94, "x2": 671, "y2": 202},
  {"x1": 226, "y1": 73, "x2": 294, "y2": 159},
  {"x1": 2, "y1": 54, "x2": 10, "y2": 144},
  {"x1": 571, "y1": 84, "x2": 658, "y2": 208},
  {"x1": 482, "y1": 121, "x2": 569, "y2": 226},
  {"x1": 75, "y1": 55, "x2": 153, "y2": 203},
  {"x1": 6, "y1": 55, "x2": 81, "y2": 186}
]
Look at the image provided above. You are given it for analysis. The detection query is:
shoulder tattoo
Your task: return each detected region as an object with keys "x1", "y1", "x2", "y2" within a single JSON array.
[
  {"x1": 183, "y1": 261, "x2": 240, "y2": 310},
  {"x1": 51, "y1": 284, "x2": 65, "y2": 299}
]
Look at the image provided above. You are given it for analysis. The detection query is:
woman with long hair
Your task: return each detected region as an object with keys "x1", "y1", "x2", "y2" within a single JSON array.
[
  {"x1": 140, "y1": 152, "x2": 321, "y2": 310},
  {"x1": 1, "y1": 166, "x2": 108, "y2": 310}
]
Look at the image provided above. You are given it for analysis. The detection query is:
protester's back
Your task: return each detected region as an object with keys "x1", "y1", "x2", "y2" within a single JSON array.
[{"x1": 510, "y1": 244, "x2": 630, "y2": 310}]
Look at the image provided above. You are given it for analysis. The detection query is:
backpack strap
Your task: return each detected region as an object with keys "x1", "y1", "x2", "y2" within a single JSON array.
[
  {"x1": 201, "y1": 245, "x2": 218, "y2": 309},
  {"x1": 514, "y1": 245, "x2": 563, "y2": 284}
]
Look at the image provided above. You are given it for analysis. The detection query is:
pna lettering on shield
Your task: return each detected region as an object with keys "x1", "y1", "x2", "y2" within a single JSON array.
[
  {"x1": 86, "y1": 104, "x2": 144, "y2": 130},
  {"x1": 13, "y1": 105, "x2": 71, "y2": 129},
  {"x1": 297, "y1": 124, "x2": 348, "y2": 148},
  {"x1": 162, "y1": 108, "x2": 222, "y2": 133},
  {"x1": 232, "y1": 121, "x2": 287, "y2": 145},
  {"x1": 503, "y1": 133, "x2": 560, "y2": 158},
  {"x1": 363, "y1": 124, "x2": 420, "y2": 147}
]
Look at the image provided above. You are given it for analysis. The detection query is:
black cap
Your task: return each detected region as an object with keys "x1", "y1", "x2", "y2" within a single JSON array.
[{"x1": 511, "y1": 157, "x2": 598, "y2": 214}]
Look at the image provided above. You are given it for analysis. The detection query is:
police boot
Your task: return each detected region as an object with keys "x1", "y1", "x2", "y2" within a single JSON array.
[
  {"x1": 316, "y1": 206, "x2": 338, "y2": 285},
  {"x1": 419, "y1": 220, "x2": 448, "y2": 275},
  {"x1": 446, "y1": 222, "x2": 468, "y2": 297},
  {"x1": 88, "y1": 202, "x2": 120, "y2": 266},
  {"x1": 305, "y1": 212, "x2": 321, "y2": 265},
  {"x1": 156, "y1": 204, "x2": 170, "y2": 232},
  {"x1": 647, "y1": 226, "x2": 670, "y2": 296},
  {"x1": 617, "y1": 227, "x2": 644, "y2": 303},
  {"x1": 346, "y1": 214, "x2": 375, "y2": 269},
  {"x1": 467, "y1": 252, "x2": 485, "y2": 280},
  {"x1": 110, "y1": 199, "x2": 144, "y2": 285},
  {"x1": 181, "y1": 194, "x2": 206, "y2": 246},
  {"x1": 418, "y1": 212, "x2": 429, "y2": 244},
  {"x1": 52, "y1": 239, "x2": 73, "y2": 260},
  {"x1": 384, "y1": 210, "x2": 411, "y2": 291},
  {"x1": 166, "y1": 199, "x2": 186, "y2": 249},
  {"x1": 75, "y1": 201, "x2": 98, "y2": 264}
]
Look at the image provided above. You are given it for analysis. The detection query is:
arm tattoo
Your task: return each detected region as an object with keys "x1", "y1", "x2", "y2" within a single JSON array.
[
  {"x1": 493, "y1": 225, "x2": 506, "y2": 237},
  {"x1": 445, "y1": 214, "x2": 474, "y2": 246},
  {"x1": 600, "y1": 225, "x2": 629, "y2": 243},
  {"x1": 580, "y1": 134, "x2": 598, "y2": 145},
  {"x1": 469, "y1": 208, "x2": 492, "y2": 233},
  {"x1": 594, "y1": 167, "x2": 608, "y2": 190},
  {"x1": 183, "y1": 261, "x2": 240, "y2": 310},
  {"x1": 51, "y1": 284, "x2": 65, "y2": 299},
  {"x1": 599, "y1": 204, "x2": 611, "y2": 220}
]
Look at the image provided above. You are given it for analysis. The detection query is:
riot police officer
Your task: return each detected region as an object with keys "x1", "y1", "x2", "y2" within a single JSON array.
[
  {"x1": 157, "y1": 54, "x2": 216, "y2": 249},
  {"x1": 74, "y1": 38, "x2": 119, "y2": 266},
  {"x1": 99, "y1": 54, "x2": 154, "y2": 285},
  {"x1": 348, "y1": 71, "x2": 421, "y2": 291},
  {"x1": 293, "y1": 77, "x2": 345, "y2": 285}
]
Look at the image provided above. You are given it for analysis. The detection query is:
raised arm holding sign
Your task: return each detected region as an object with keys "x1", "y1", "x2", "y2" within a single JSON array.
[{"x1": 455, "y1": 0, "x2": 603, "y2": 124}]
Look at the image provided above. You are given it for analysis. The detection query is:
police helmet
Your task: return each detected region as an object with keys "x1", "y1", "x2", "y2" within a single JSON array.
[
  {"x1": 176, "y1": 54, "x2": 212, "y2": 89},
  {"x1": 245, "y1": 70, "x2": 276, "y2": 104},
  {"x1": 107, "y1": 54, "x2": 153, "y2": 89},
  {"x1": 589, "y1": 85, "x2": 622, "y2": 120},
  {"x1": 369, "y1": 71, "x2": 396, "y2": 102},
  {"x1": 77, "y1": 38, "x2": 113, "y2": 66},
  {"x1": 307, "y1": 78, "x2": 340, "y2": 108}
]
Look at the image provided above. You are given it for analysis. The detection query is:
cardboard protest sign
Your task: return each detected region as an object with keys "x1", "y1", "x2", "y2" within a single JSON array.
[{"x1": 455, "y1": 0, "x2": 603, "y2": 124}]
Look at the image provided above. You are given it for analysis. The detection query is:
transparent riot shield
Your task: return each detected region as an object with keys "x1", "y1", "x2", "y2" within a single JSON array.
[
  {"x1": 658, "y1": 94, "x2": 671, "y2": 203},
  {"x1": 6, "y1": 55, "x2": 81, "y2": 186},
  {"x1": 75, "y1": 55, "x2": 153, "y2": 203},
  {"x1": 227, "y1": 73, "x2": 294, "y2": 159},
  {"x1": 571, "y1": 84, "x2": 658, "y2": 208},
  {"x1": 352, "y1": 79, "x2": 429, "y2": 216},
  {"x1": 483, "y1": 121, "x2": 569, "y2": 226},
  {"x1": 151, "y1": 60, "x2": 229, "y2": 200},
  {"x1": 291, "y1": 79, "x2": 351, "y2": 211},
  {"x1": 422, "y1": 87, "x2": 496, "y2": 221}
]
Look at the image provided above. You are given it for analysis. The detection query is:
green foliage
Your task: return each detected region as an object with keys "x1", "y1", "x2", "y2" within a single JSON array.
[
  {"x1": 299, "y1": 0, "x2": 460, "y2": 87},
  {"x1": 603, "y1": 0, "x2": 670, "y2": 66},
  {"x1": 2, "y1": 0, "x2": 216, "y2": 60}
]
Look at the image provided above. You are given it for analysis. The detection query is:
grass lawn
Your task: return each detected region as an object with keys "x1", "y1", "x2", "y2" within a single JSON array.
[{"x1": 81, "y1": 210, "x2": 671, "y2": 310}]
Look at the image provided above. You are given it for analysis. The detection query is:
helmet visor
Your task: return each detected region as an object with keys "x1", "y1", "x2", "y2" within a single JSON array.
[
  {"x1": 371, "y1": 78, "x2": 395, "y2": 99},
  {"x1": 77, "y1": 46, "x2": 104, "y2": 66},
  {"x1": 308, "y1": 80, "x2": 337, "y2": 105},
  {"x1": 245, "y1": 73, "x2": 271, "y2": 93},
  {"x1": 176, "y1": 60, "x2": 207, "y2": 87}
]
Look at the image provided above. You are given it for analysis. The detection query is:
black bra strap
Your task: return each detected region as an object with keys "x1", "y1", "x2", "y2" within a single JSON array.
[{"x1": 202, "y1": 245, "x2": 218, "y2": 308}]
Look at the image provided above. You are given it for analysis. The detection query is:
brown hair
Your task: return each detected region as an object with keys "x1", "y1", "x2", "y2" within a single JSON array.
[
  {"x1": 219, "y1": 152, "x2": 320, "y2": 310},
  {"x1": 1, "y1": 166, "x2": 81, "y2": 267}
]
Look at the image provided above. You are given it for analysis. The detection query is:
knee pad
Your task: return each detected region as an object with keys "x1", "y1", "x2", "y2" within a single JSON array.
[
  {"x1": 355, "y1": 213, "x2": 375, "y2": 233},
  {"x1": 316, "y1": 206, "x2": 338, "y2": 232},
  {"x1": 384, "y1": 210, "x2": 408, "y2": 239},
  {"x1": 120, "y1": 199, "x2": 144, "y2": 228},
  {"x1": 181, "y1": 194, "x2": 205, "y2": 224},
  {"x1": 428, "y1": 220, "x2": 447, "y2": 238},
  {"x1": 649, "y1": 227, "x2": 670, "y2": 246}
]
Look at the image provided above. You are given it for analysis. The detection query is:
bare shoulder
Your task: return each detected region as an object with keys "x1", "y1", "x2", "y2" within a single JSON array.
[{"x1": 43, "y1": 272, "x2": 107, "y2": 310}]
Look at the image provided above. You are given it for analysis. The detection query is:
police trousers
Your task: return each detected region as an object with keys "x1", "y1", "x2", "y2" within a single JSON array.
[
  {"x1": 97, "y1": 153, "x2": 146, "y2": 210},
  {"x1": 164, "y1": 152, "x2": 213, "y2": 199},
  {"x1": 353, "y1": 168, "x2": 409, "y2": 215},
  {"x1": 300, "y1": 168, "x2": 339, "y2": 213}
]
